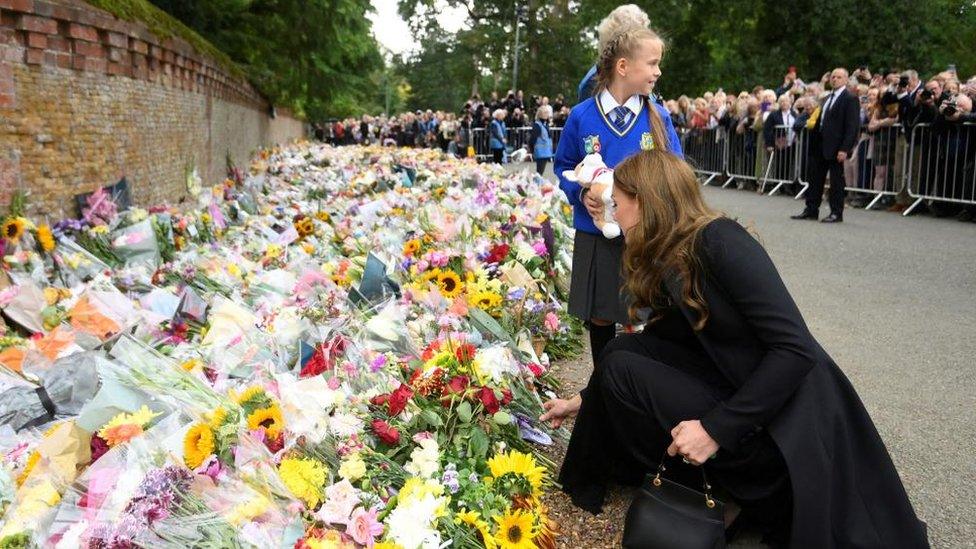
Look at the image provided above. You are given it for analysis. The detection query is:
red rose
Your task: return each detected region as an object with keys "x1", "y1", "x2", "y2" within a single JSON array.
[
  {"x1": 371, "y1": 419, "x2": 401, "y2": 445},
  {"x1": 454, "y1": 343, "x2": 476, "y2": 364},
  {"x1": 500, "y1": 388, "x2": 513, "y2": 405},
  {"x1": 477, "y1": 386, "x2": 500, "y2": 414},
  {"x1": 445, "y1": 375, "x2": 470, "y2": 397},
  {"x1": 370, "y1": 394, "x2": 390, "y2": 407},
  {"x1": 486, "y1": 243, "x2": 510, "y2": 264},
  {"x1": 387, "y1": 383, "x2": 414, "y2": 417},
  {"x1": 527, "y1": 362, "x2": 544, "y2": 377}
]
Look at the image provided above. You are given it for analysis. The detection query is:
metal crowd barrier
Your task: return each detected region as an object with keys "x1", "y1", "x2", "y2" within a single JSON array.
[
  {"x1": 469, "y1": 125, "x2": 564, "y2": 163},
  {"x1": 682, "y1": 127, "x2": 726, "y2": 186},
  {"x1": 758, "y1": 125, "x2": 800, "y2": 196},
  {"x1": 903, "y1": 122, "x2": 976, "y2": 215}
]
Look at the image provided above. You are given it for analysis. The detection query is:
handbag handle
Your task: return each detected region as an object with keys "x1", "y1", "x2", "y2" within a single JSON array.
[{"x1": 652, "y1": 450, "x2": 717, "y2": 509}]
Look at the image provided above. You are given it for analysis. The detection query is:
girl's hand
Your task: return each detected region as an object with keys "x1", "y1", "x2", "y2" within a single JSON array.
[
  {"x1": 540, "y1": 394, "x2": 582, "y2": 429},
  {"x1": 667, "y1": 420, "x2": 719, "y2": 466},
  {"x1": 583, "y1": 191, "x2": 605, "y2": 219}
]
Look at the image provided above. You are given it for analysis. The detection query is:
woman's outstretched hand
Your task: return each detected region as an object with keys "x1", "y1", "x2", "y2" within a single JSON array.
[
  {"x1": 667, "y1": 420, "x2": 719, "y2": 466},
  {"x1": 540, "y1": 394, "x2": 582, "y2": 429}
]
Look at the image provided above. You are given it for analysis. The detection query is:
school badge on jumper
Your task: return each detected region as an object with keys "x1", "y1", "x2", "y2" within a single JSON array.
[
  {"x1": 584, "y1": 135, "x2": 601, "y2": 154},
  {"x1": 640, "y1": 132, "x2": 655, "y2": 151}
]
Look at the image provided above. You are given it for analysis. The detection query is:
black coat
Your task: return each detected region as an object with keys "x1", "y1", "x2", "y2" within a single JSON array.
[
  {"x1": 665, "y1": 217, "x2": 928, "y2": 548},
  {"x1": 812, "y1": 89, "x2": 861, "y2": 159}
]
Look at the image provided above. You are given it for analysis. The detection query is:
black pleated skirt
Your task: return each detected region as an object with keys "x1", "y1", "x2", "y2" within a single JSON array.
[{"x1": 568, "y1": 230, "x2": 631, "y2": 325}]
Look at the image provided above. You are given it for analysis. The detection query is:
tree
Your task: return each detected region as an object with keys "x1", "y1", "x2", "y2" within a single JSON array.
[{"x1": 150, "y1": 0, "x2": 385, "y2": 119}]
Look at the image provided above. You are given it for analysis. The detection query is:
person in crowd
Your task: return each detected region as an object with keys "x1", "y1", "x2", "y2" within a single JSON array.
[
  {"x1": 552, "y1": 106, "x2": 570, "y2": 127},
  {"x1": 528, "y1": 104, "x2": 555, "y2": 175},
  {"x1": 510, "y1": 107, "x2": 528, "y2": 128},
  {"x1": 865, "y1": 90, "x2": 902, "y2": 207},
  {"x1": 791, "y1": 68, "x2": 860, "y2": 223},
  {"x1": 489, "y1": 108, "x2": 508, "y2": 164},
  {"x1": 446, "y1": 130, "x2": 465, "y2": 159},
  {"x1": 546, "y1": 5, "x2": 684, "y2": 514},
  {"x1": 763, "y1": 93, "x2": 798, "y2": 183},
  {"x1": 545, "y1": 146, "x2": 930, "y2": 547}
]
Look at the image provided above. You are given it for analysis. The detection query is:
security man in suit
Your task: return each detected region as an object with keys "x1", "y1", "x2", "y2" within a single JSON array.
[{"x1": 792, "y1": 68, "x2": 861, "y2": 223}]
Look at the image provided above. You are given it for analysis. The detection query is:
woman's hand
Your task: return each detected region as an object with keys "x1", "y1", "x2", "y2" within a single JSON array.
[
  {"x1": 539, "y1": 394, "x2": 582, "y2": 429},
  {"x1": 582, "y1": 191, "x2": 605, "y2": 219},
  {"x1": 667, "y1": 420, "x2": 719, "y2": 466}
]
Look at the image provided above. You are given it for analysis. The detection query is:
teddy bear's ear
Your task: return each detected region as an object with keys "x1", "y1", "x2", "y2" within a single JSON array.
[{"x1": 561, "y1": 170, "x2": 579, "y2": 182}]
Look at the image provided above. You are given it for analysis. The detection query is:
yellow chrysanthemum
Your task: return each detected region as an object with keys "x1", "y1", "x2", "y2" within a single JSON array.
[
  {"x1": 372, "y1": 543, "x2": 404, "y2": 549},
  {"x1": 180, "y1": 358, "x2": 202, "y2": 372},
  {"x1": 2, "y1": 217, "x2": 26, "y2": 243},
  {"x1": 98, "y1": 405, "x2": 160, "y2": 447},
  {"x1": 279, "y1": 457, "x2": 328, "y2": 508},
  {"x1": 247, "y1": 404, "x2": 284, "y2": 440},
  {"x1": 436, "y1": 270, "x2": 464, "y2": 299},
  {"x1": 487, "y1": 451, "x2": 547, "y2": 496},
  {"x1": 16, "y1": 451, "x2": 40, "y2": 487},
  {"x1": 184, "y1": 423, "x2": 215, "y2": 469},
  {"x1": 493, "y1": 508, "x2": 538, "y2": 549},
  {"x1": 36, "y1": 224, "x2": 55, "y2": 252},
  {"x1": 315, "y1": 211, "x2": 330, "y2": 222},
  {"x1": 226, "y1": 494, "x2": 271, "y2": 526}
]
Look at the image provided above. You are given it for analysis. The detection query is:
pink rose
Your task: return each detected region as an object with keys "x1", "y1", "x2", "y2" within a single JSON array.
[
  {"x1": 544, "y1": 311, "x2": 560, "y2": 333},
  {"x1": 348, "y1": 506, "x2": 384, "y2": 547}
]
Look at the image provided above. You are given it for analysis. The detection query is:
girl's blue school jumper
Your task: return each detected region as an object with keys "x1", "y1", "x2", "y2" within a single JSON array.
[{"x1": 554, "y1": 97, "x2": 683, "y2": 235}]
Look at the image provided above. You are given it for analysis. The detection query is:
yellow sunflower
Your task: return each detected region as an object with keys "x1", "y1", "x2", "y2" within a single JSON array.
[
  {"x1": 315, "y1": 211, "x2": 330, "y2": 222},
  {"x1": 436, "y1": 270, "x2": 464, "y2": 299},
  {"x1": 36, "y1": 224, "x2": 56, "y2": 252},
  {"x1": 487, "y1": 451, "x2": 547, "y2": 496},
  {"x1": 469, "y1": 290, "x2": 503, "y2": 312},
  {"x1": 232, "y1": 386, "x2": 270, "y2": 408},
  {"x1": 2, "y1": 217, "x2": 26, "y2": 243},
  {"x1": 402, "y1": 239, "x2": 421, "y2": 256},
  {"x1": 209, "y1": 406, "x2": 231, "y2": 429},
  {"x1": 247, "y1": 404, "x2": 284, "y2": 440},
  {"x1": 493, "y1": 508, "x2": 538, "y2": 549},
  {"x1": 184, "y1": 423, "x2": 215, "y2": 469},
  {"x1": 457, "y1": 509, "x2": 498, "y2": 549}
]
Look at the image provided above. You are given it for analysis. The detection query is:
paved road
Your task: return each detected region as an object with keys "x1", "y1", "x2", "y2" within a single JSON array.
[{"x1": 506, "y1": 162, "x2": 976, "y2": 547}]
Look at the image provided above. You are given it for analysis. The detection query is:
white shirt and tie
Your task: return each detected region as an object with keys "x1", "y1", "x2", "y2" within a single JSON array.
[
  {"x1": 819, "y1": 88, "x2": 844, "y2": 129},
  {"x1": 599, "y1": 90, "x2": 642, "y2": 134}
]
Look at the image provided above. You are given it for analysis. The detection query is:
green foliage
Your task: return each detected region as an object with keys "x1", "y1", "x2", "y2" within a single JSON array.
[
  {"x1": 146, "y1": 0, "x2": 385, "y2": 118},
  {"x1": 397, "y1": 0, "x2": 976, "y2": 105}
]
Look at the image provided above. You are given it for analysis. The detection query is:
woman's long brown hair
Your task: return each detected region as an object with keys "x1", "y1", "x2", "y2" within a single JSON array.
[{"x1": 613, "y1": 150, "x2": 722, "y2": 330}]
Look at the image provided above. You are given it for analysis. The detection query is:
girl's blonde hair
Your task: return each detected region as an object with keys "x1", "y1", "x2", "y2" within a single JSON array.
[
  {"x1": 535, "y1": 105, "x2": 553, "y2": 120},
  {"x1": 594, "y1": 5, "x2": 669, "y2": 151}
]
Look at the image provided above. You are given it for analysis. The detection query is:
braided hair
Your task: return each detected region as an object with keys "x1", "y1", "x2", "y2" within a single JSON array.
[{"x1": 593, "y1": 9, "x2": 669, "y2": 152}]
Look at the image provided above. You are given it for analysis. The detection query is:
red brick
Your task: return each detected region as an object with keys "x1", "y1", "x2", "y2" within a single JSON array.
[
  {"x1": 73, "y1": 40, "x2": 104, "y2": 58},
  {"x1": 84, "y1": 56, "x2": 106, "y2": 72},
  {"x1": 106, "y1": 61, "x2": 130, "y2": 77},
  {"x1": 24, "y1": 47, "x2": 43, "y2": 65},
  {"x1": 105, "y1": 31, "x2": 126, "y2": 49},
  {"x1": 46, "y1": 35, "x2": 68, "y2": 52},
  {"x1": 16, "y1": 15, "x2": 57, "y2": 34},
  {"x1": 3, "y1": 0, "x2": 34, "y2": 13},
  {"x1": 107, "y1": 47, "x2": 127, "y2": 63},
  {"x1": 25, "y1": 32, "x2": 46, "y2": 49},
  {"x1": 70, "y1": 53, "x2": 85, "y2": 70},
  {"x1": 130, "y1": 38, "x2": 148, "y2": 54},
  {"x1": 68, "y1": 23, "x2": 99, "y2": 42},
  {"x1": 54, "y1": 51, "x2": 70, "y2": 69}
]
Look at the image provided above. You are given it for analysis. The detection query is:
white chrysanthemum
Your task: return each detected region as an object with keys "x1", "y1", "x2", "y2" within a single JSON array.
[
  {"x1": 404, "y1": 438, "x2": 440, "y2": 479},
  {"x1": 328, "y1": 412, "x2": 364, "y2": 437},
  {"x1": 386, "y1": 494, "x2": 443, "y2": 549},
  {"x1": 472, "y1": 346, "x2": 519, "y2": 385}
]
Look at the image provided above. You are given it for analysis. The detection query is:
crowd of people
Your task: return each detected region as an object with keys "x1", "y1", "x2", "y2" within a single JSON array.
[
  {"x1": 310, "y1": 64, "x2": 976, "y2": 221},
  {"x1": 668, "y1": 65, "x2": 976, "y2": 221},
  {"x1": 310, "y1": 90, "x2": 572, "y2": 158}
]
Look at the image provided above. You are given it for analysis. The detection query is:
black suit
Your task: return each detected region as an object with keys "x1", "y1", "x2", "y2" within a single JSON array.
[
  {"x1": 806, "y1": 89, "x2": 861, "y2": 215},
  {"x1": 560, "y1": 218, "x2": 929, "y2": 548}
]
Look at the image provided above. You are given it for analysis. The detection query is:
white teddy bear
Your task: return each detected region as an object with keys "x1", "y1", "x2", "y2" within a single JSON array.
[{"x1": 562, "y1": 153, "x2": 621, "y2": 239}]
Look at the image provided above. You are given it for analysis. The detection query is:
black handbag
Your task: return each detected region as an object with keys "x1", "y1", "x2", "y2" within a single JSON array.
[{"x1": 622, "y1": 452, "x2": 726, "y2": 549}]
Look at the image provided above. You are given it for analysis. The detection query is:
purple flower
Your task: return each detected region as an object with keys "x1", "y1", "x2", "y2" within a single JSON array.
[{"x1": 515, "y1": 412, "x2": 554, "y2": 445}]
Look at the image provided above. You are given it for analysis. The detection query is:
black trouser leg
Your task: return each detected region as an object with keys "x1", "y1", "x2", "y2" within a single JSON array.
[
  {"x1": 536, "y1": 158, "x2": 549, "y2": 175},
  {"x1": 492, "y1": 149, "x2": 503, "y2": 163},
  {"x1": 805, "y1": 155, "x2": 828, "y2": 213},
  {"x1": 588, "y1": 323, "x2": 616, "y2": 367},
  {"x1": 827, "y1": 156, "x2": 846, "y2": 215}
]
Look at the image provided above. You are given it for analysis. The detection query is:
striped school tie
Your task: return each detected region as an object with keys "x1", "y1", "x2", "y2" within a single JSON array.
[{"x1": 611, "y1": 105, "x2": 633, "y2": 132}]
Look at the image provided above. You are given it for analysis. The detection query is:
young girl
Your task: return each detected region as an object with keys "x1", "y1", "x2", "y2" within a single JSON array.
[{"x1": 544, "y1": 4, "x2": 683, "y2": 412}]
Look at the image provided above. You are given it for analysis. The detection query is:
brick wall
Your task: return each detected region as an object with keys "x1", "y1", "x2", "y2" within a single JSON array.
[{"x1": 0, "y1": 0, "x2": 305, "y2": 217}]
